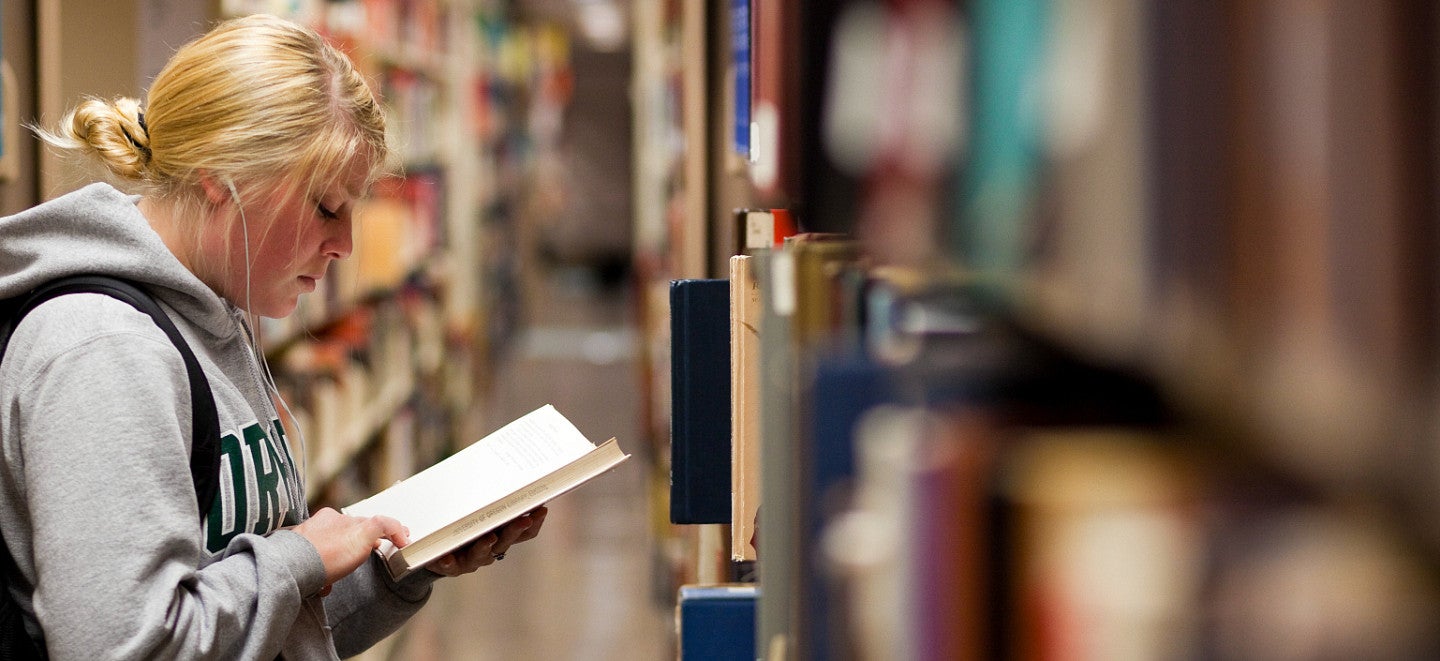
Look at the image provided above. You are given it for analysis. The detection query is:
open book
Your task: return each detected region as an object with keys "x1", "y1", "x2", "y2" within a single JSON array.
[{"x1": 343, "y1": 404, "x2": 629, "y2": 579}]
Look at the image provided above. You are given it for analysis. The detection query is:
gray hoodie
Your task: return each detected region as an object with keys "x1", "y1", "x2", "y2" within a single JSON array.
[{"x1": 0, "y1": 183, "x2": 436, "y2": 659}]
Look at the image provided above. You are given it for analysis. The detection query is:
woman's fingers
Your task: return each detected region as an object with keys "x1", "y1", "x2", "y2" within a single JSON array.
[
  {"x1": 367, "y1": 514, "x2": 410, "y2": 548},
  {"x1": 296, "y1": 508, "x2": 413, "y2": 586},
  {"x1": 430, "y1": 533, "x2": 498, "y2": 576},
  {"x1": 513, "y1": 507, "x2": 548, "y2": 544},
  {"x1": 489, "y1": 511, "x2": 540, "y2": 558},
  {"x1": 426, "y1": 508, "x2": 551, "y2": 577}
]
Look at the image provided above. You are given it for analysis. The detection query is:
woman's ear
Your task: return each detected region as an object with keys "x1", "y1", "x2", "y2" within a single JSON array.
[{"x1": 197, "y1": 172, "x2": 230, "y2": 206}]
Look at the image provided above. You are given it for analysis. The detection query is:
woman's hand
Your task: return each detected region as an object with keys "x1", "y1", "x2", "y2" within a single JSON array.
[
  {"x1": 428, "y1": 506, "x2": 548, "y2": 577},
  {"x1": 293, "y1": 507, "x2": 410, "y2": 587}
]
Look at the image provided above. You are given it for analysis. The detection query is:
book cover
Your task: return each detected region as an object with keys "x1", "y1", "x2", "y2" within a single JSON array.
[
  {"x1": 677, "y1": 584, "x2": 759, "y2": 661},
  {"x1": 343, "y1": 404, "x2": 629, "y2": 579},
  {"x1": 669, "y1": 279, "x2": 733, "y2": 524}
]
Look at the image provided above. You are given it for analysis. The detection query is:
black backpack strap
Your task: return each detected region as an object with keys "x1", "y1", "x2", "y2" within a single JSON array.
[
  {"x1": 0, "y1": 276, "x2": 223, "y2": 659},
  {"x1": 0, "y1": 275, "x2": 221, "y2": 517}
]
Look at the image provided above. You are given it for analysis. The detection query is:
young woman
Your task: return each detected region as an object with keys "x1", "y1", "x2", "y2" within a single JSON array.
[{"x1": 0, "y1": 13, "x2": 544, "y2": 658}]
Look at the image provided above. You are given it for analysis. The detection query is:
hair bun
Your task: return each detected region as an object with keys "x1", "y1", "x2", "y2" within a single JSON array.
[{"x1": 64, "y1": 96, "x2": 151, "y2": 180}]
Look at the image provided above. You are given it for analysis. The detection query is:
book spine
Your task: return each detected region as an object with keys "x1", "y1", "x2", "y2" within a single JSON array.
[
  {"x1": 732, "y1": 0, "x2": 752, "y2": 159},
  {"x1": 754, "y1": 251, "x2": 798, "y2": 657},
  {"x1": 669, "y1": 279, "x2": 734, "y2": 524},
  {"x1": 731, "y1": 256, "x2": 763, "y2": 561},
  {"x1": 678, "y1": 585, "x2": 759, "y2": 660}
]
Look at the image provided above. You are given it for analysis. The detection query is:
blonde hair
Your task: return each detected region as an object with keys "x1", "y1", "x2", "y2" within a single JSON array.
[{"x1": 37, "y1": 13, "x2": 389, "y2": 217}]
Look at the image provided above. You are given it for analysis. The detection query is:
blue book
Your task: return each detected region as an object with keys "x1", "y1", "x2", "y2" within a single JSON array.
[
  {"x1": 670, "y1": 279, "x2": 733, "y2": 524},
  {"x1": 805, "y1": 353, "x2": 900, "y2": 661},
  {"x1": 678, "y1": 585, "x2": 758, "y2": 661},
  {"x1": 732, "y1": 0, "x2": 752, "y2": 158}
]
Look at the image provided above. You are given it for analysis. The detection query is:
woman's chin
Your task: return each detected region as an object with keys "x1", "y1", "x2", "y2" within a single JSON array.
[{"x1": 248, "y1": 297, "x2": 299, "y2": 319}]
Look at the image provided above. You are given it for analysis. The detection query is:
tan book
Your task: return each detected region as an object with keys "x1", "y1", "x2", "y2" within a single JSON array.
[
  {"x1": 730, "y1": 255, "x2": 762, "y2": 561},
  {"x1": 344, "y1": 404, "x2": 629, "y2": 579}
]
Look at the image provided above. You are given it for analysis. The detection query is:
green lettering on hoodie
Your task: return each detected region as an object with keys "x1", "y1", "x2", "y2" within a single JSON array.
[{"x1": 205, "y1": 420, "x2": 298, "y2": 553}]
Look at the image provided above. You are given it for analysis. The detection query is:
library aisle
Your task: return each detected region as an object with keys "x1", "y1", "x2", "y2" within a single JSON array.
[{"x1": 383, "y1": 265, "x2": 673, "y2": 661}]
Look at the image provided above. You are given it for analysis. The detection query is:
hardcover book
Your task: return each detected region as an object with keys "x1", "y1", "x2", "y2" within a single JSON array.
[
  {"x1": 343, "y1": 404, "x2": 628, "y2": 579},
  {"x1": 669, "y1": 278, "x2": 733, "y2": 524}
]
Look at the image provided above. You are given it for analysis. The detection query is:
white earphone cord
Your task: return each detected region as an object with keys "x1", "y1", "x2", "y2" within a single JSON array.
[
  {"x1": 233, "y1": 185, "x2": 330, "y2": 630},
  {"x1": 231, "y1": 181, "x2": 310, "y2": 494}
]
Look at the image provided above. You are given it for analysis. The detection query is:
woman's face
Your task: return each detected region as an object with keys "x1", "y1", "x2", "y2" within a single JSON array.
[{"x1": 214, "y1": 158, "x2": 370, "y2": 318}]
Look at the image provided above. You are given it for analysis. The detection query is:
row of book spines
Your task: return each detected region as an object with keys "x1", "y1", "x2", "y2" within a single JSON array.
[
  {"x1": 270, "y1": 290, "x2": 451, "y2": 494},
  {"x1": 664, "y1": 210, "x2": 844, "y2": 537},
  {"x1": 222, "y1": 1, "x2": 567, "y2": 163},
  {"x1": 305, "y1": 396, "x2": 452, "y2": 514},
  {"x1": 664, "y1": 210, "x2": 770, "y2": 527},
  {"x1": 223, "y1": 0, "x2": 445, "y2": 60},
  {"x1": 818, "y1": 404, "x2": 1440, "y2": 661},
  {"x1": 740, "y1": 238, "x2": 1437, "y2": 660},
  {"x1": 725, "y1": 221, "x2": 1200, "y2": 660},
  {"x1": 660, "y1": 215, "x2": 793, "y2": 605},
  {"x1": 818, "y1": 411, "x2": 1191, "y2": 661},
  {"x1": 666, "y1": 206, "x2": 800, "y2": 528}
]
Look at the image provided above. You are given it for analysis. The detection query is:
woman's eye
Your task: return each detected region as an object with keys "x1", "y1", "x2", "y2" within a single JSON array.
[{"x1": 318, "y1": 203, "x2": 339, "y2": 220}]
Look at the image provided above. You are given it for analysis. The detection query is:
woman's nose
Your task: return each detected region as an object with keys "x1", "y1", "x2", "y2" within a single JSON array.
[{"x1": 325, "y1": 216, "x2": 354, "y2": 260}]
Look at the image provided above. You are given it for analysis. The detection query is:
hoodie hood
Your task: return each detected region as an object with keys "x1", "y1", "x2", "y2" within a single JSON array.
[{"x1": 0, "y1": 182, "x2": 238, "y2": 340}]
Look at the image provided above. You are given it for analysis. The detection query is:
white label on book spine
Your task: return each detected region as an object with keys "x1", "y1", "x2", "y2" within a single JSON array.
[
  {"x1": 772, "y1": 251, "x2": 796, "y2": 317},
  {"x1": 746, "y1": 211, "x2": 774, "y2": 250},
  {"x1": 751, "y1": 103, "x2": 778, "y2": 190}
]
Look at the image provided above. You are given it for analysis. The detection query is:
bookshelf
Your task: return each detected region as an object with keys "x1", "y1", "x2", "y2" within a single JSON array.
[
  {"x1": 631, "y1": 0, "x2": 716, "y2": 591},
  {"x1": 653, "y1": 0, "x2": 1440, "y2": 659}
]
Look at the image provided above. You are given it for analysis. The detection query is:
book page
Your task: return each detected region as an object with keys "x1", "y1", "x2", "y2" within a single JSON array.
[
  {"x1": 396, "y1": 438, "x2": 628, "y2": 572},
  {"x1": 345, "y1": 404, "x2": 596, "y2": 540}
]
